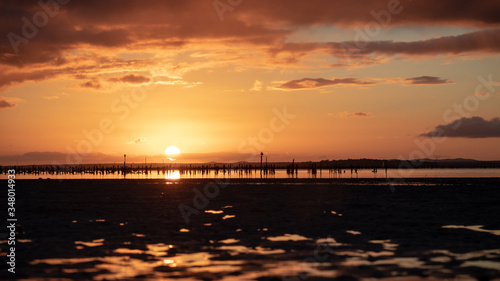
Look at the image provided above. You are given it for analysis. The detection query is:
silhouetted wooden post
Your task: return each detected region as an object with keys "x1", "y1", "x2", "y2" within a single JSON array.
[{"x1": 260, "y1": 152, "x2": 263, "y2": 172}]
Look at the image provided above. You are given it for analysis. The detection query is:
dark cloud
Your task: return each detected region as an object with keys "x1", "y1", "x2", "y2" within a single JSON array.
[
  {"x1": 0, "y1": 58, "x2": 153, "y2": 89},
  {"x1": 405, "y1": 76, "x2": 453, "y2": 85},
  {"x1": 5, "y1": 0, "x2": 497, "y2": 32},
  {"x1": 0, "y1": 69, "x2": 60, "y2": 88},
  {"x1": 272, "y1": 29, "x2": 500, "y2": 66},
  {"x1": 421, "y1": 116, "x2": 500, "y2": 138},
  {"x1": 334, "y1": 111, "x2": 373, "y2": 118},
  {"x1": 79, "y1": 80, "x2": 102, "y2": 89},
  {"x1": 108, "y1": 74, "x2": 150, "y2": 84},
  {"x1": 355, "y1": 29, "x2": 500, "y2": 55},
  {"x1": 1, "y1": 1, "x2": 499, "y2": 66},
  {"x1": 351, "y1": 112, "x2": 371, "y2": 117},
  {"x1": 0, "y1": 0, "x2": 288, "y2": 67},
  {"x1": 239, "y1": 0, "x2": 500, "y2": 26},
  {"x1": 278, "y1": 77, "x2": 375, "y2": 90},
  {"x1": 1, "y1": 1, "x2": 499, "y2": 90},
  {"x1": 0, "y1": 98, "x2": 15, "y2": 109}
]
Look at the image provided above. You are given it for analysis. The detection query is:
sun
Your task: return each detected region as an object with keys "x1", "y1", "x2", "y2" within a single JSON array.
[{"x1": 165, "y1": 145, "x2": 181, "y2": 156}]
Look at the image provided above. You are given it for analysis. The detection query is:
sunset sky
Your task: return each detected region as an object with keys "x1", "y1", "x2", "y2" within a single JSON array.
[{"x1": 1, "y1": 0, "x2": 499, "y2": 164}]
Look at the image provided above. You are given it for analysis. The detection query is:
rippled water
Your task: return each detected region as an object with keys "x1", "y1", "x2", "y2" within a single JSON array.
[
  {"x1": 9, "y1": 229, "x2": 499, "y2": 280},
  {"x1": 2, "y1": 178, "x2": 499, "y2": 280}
]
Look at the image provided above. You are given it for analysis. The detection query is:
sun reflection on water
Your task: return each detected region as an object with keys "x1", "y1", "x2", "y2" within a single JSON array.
[{"x1": 165, "y1": 170, "x2": 180, "y2": 180}]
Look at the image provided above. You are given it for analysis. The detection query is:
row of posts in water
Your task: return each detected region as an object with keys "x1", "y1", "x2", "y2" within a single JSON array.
[
  {"x1": 0, "y1": 162, "x2": 385, "y2": 178},
  {"x1": 0, "y1": 163, "x2": 278, "y2": 176}
]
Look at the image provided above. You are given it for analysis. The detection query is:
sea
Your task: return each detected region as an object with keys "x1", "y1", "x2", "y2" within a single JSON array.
[{"x1": 1, "y1": 169, "x2": 499, "y2": 280}]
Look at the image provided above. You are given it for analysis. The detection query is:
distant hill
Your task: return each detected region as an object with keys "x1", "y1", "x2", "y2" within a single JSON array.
[{"x1": 311, "y1": 158, "x2": 500, "y2": 169}]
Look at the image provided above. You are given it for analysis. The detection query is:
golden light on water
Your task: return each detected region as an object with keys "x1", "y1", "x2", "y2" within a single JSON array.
[
  {"x1": 165, "y1": 170, "x2": 180, "y2": 180},
  {"x1": 163, "y1": 259, "x2": 177, "y2": 267}
]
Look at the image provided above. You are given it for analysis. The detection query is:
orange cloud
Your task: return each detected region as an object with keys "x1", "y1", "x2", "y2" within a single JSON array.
[{"x1": 1, "y1": 1, "x2": 499, "y2": 91}]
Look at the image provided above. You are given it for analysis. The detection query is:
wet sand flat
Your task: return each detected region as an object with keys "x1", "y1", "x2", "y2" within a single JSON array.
[{"x1": 2, "y1": 178, "x2": 500, "y2": 280}]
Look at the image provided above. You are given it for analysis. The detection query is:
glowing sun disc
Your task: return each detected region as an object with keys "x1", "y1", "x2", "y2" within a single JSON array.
[{"x1": 165, "y1": 145, "x2": 181, "y2": 155}]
